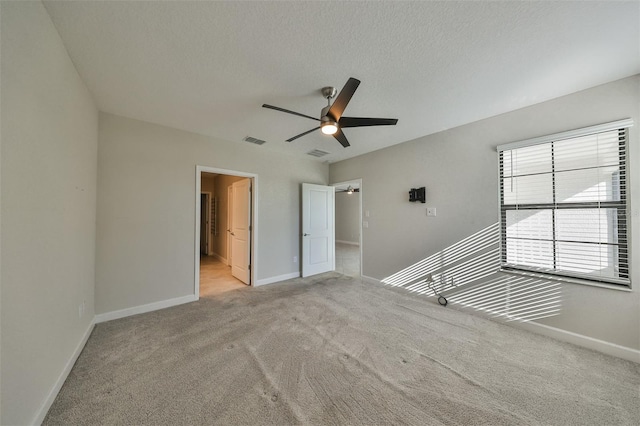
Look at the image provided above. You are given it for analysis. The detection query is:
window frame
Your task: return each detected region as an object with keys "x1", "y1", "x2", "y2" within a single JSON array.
[{"x1": 497, "y1": 119, "x2": 633, "y2": 288}]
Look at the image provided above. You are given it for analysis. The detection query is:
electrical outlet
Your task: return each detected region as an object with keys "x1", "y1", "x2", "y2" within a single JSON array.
[
  {"x1": 365, "y1": 210, "x2": 370, "y2": 217},
  {"x1": 293, "y1": 256, "x2": 298, "y2": 263},
  {"x1": 363, "y1": 221, "x2": 369, "y2": 228},
  {"x1": 427, "y1": 207, "x2": 437, "y2": 217}
]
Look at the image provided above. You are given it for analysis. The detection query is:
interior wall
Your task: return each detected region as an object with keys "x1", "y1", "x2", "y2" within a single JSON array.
[
  {"x1": 0, "y1": 2, "x2": 98, "y2": 424},
  {"x1": 213, "y1": 175, "x2": 245, "y2": 262},
  {"x1": 335, "y1": 192, "x2": 360, "y2": 244},
  {"x1": 330, "y1": 75, "x2": 640, "y2": 351},
  {"x1": 96, "y1": 113, "x2": 328, "y2": 314}
]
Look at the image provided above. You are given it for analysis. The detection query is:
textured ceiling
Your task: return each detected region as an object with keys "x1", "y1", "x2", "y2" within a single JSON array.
[{"x1": 43, "y1": 1, "x2": 640, "y2": 163}]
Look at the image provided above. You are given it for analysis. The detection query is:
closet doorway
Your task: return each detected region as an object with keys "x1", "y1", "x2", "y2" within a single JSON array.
[{"x1": 196, "y1": 167, "x2": 257, "y2": 298}]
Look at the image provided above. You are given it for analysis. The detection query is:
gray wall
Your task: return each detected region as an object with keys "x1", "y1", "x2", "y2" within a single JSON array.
[
  {"x1": 330, "y1": 75, "x2": 640, "y2": 350},
  {"x1": 335, "y1": 192, "x2": 360, "y2": 244},
  {"x1": 0, "y1": 2, "x2": 98, "y2": 424},
  {"x1": 96, "y1": 113, "x2": 328, "y2": 314}
]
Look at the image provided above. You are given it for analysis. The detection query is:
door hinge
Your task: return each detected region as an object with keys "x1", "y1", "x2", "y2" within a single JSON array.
[
  {"x1": 249, "y1": 225, "x2": 252, "y2": 231},
  {"x1": 248, "y1": 264, "x2": 251, "y2": 270}
]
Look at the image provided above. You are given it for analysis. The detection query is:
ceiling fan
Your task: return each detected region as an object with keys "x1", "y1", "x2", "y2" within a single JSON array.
[
  {"x1": 336, "y1": 185, "x2": 359, "y2": 194},
  {"x1": 262, "y1": 77, "x2": 398, "y2": 148}
]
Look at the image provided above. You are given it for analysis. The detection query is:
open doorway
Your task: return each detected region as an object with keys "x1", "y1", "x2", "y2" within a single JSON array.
[
  {"x1": 332, "y1": 180, "x2": 362, "y2": 277},
  {"x1": 196, "y1": 167, "x2": 257, "y2": 298}
]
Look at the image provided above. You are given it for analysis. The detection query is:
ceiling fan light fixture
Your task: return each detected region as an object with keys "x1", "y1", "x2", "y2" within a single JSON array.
[{"x1": 321, "y1": 120, "x2": 338, "y2": 135}]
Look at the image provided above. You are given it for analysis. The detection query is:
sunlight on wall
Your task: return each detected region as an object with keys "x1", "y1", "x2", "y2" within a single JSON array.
[
  {"x1": 381, "y1": 222, "x2": 562, "y2": 322},
  {"x1": 382, "y1": 223, "x2": 501, "y2": 290}
]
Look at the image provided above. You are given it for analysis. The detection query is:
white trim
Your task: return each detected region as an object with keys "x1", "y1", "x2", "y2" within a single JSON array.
[
  {"x1": 500, "y1": 268, "x2": 632, "y2": 292},
  {"x1": 255, "y1": 271, "x2": 300, "y2": 286},
  {"x1": 195, "y1": 166, "x2": 258, "y2": 298},
  {"x1": 515, "y1": 321, "x2": 640, "y2": 364},
  {"x1": 497, "y1": 118, "x2": 634, "y2": 151},
  {"x1": 336, "y1": 240, "x2": 360, "y2": 246},
  {"x1": 32, "y1": 320, "x2": 95, "y2": 425},
  {"x1": 94, "y1": 294, "x2": 197, "y2": 323}
]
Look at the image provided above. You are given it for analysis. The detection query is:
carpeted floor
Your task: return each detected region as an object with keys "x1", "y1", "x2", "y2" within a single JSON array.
[{"x1": 44, "y1": 273, "x2": 639, "y2": 425}]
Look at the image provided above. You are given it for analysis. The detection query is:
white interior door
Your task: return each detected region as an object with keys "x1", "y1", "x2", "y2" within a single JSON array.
[
  {"x1": 302, "y1": 183, "x2": 335, "y2": 277},
  {"x1": 231, "y1": 179, "x2": 251, "y2": 285}
]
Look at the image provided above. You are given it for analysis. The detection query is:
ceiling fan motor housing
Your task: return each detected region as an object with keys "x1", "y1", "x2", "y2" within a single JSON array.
[{"x1": 321, "y1": 86, "x2": 337, "y2": 100}]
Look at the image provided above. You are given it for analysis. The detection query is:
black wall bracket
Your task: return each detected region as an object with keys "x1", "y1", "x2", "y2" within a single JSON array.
[{"x1": 409, "y1": 187, "x2": 426, "y2": 203}]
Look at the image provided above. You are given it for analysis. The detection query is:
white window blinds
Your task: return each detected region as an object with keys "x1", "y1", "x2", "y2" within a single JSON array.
[{"x1": 498, "y1": 119, "x2": 632, "y2": 286}]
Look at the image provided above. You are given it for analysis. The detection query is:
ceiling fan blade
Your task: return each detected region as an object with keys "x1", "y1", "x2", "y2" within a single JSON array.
[
  {"x1": 333, "y1": 128, "x2": 350, "y2": 148},
  {"x1": 262, "y1": 104, "x2": 320, "y2": 122},
  {"x1": 339, "y1": 117, "x2": 398, "y2": 128},
  {"x1": 326, "y1": 77, "x2": 360, "y2": 122},
  {"x1": 286, "y1": 127, "x2": 321, "y2": 142}
]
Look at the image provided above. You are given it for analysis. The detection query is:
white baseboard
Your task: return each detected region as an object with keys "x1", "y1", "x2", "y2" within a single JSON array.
[
  {"x1": 255, "y1": 271, "x2": 300, "y2": 286},
  {"x1": 515, "y1": 320, "x2": 640, "y2": 364},
  {"x1": 336, "y1": 240, "x2": 360, "y2": 246},
  {"x1": 95, "y1": 294, "x2": 198, "y2": 323},
  {"x1": 32, "y1": 319, "x2": 95, "y2": 425},
  {"x1": 211, "y1": 252, "x2": 228, "y2": 265}
]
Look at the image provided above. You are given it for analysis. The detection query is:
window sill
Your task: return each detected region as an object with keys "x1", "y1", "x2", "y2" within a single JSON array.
[{"x1": 499, "y1": 268, "x2": 632, "y2": 292}]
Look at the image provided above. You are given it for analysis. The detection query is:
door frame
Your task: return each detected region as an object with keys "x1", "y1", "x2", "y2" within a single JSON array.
[
  {"x1": 331, "y1": 179, "x2": 363, "y2": 277},
  {"x1": 195, "y1": 165, "x2": 258, "y2": 298}
]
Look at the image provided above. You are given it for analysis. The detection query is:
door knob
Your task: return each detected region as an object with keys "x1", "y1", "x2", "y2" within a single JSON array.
[{"x1": 303, "y1": 233, "x2": 310, "y2": 236}]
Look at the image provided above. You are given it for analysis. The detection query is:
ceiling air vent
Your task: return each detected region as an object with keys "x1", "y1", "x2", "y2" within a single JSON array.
[
  {"x1": 243, "y1": 136, "x2": 266, "y2": 145},
  {"x1": 307, "y1": 149, "x2": 330, "y2": 158}
]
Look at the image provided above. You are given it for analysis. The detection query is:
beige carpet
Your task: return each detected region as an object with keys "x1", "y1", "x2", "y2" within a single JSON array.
[{"x1": 45, "y1": 273, "x2": 639, "y2": 425}]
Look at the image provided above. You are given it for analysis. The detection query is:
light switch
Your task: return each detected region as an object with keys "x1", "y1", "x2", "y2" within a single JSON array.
[
  {"x1": 427, "y1": 207, "x2": 437, "y2": 217},
  {"x1": 365, "y1": 210, "x2": 370, "y2": 217},
  {"x1": 363, "y1": 221, "x2": 369, "y2": 228}
]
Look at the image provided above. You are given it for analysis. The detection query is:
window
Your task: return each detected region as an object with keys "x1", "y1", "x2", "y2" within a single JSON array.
[{"x1": 498, "y1": 119, "x2": 632, "y2": 287}]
